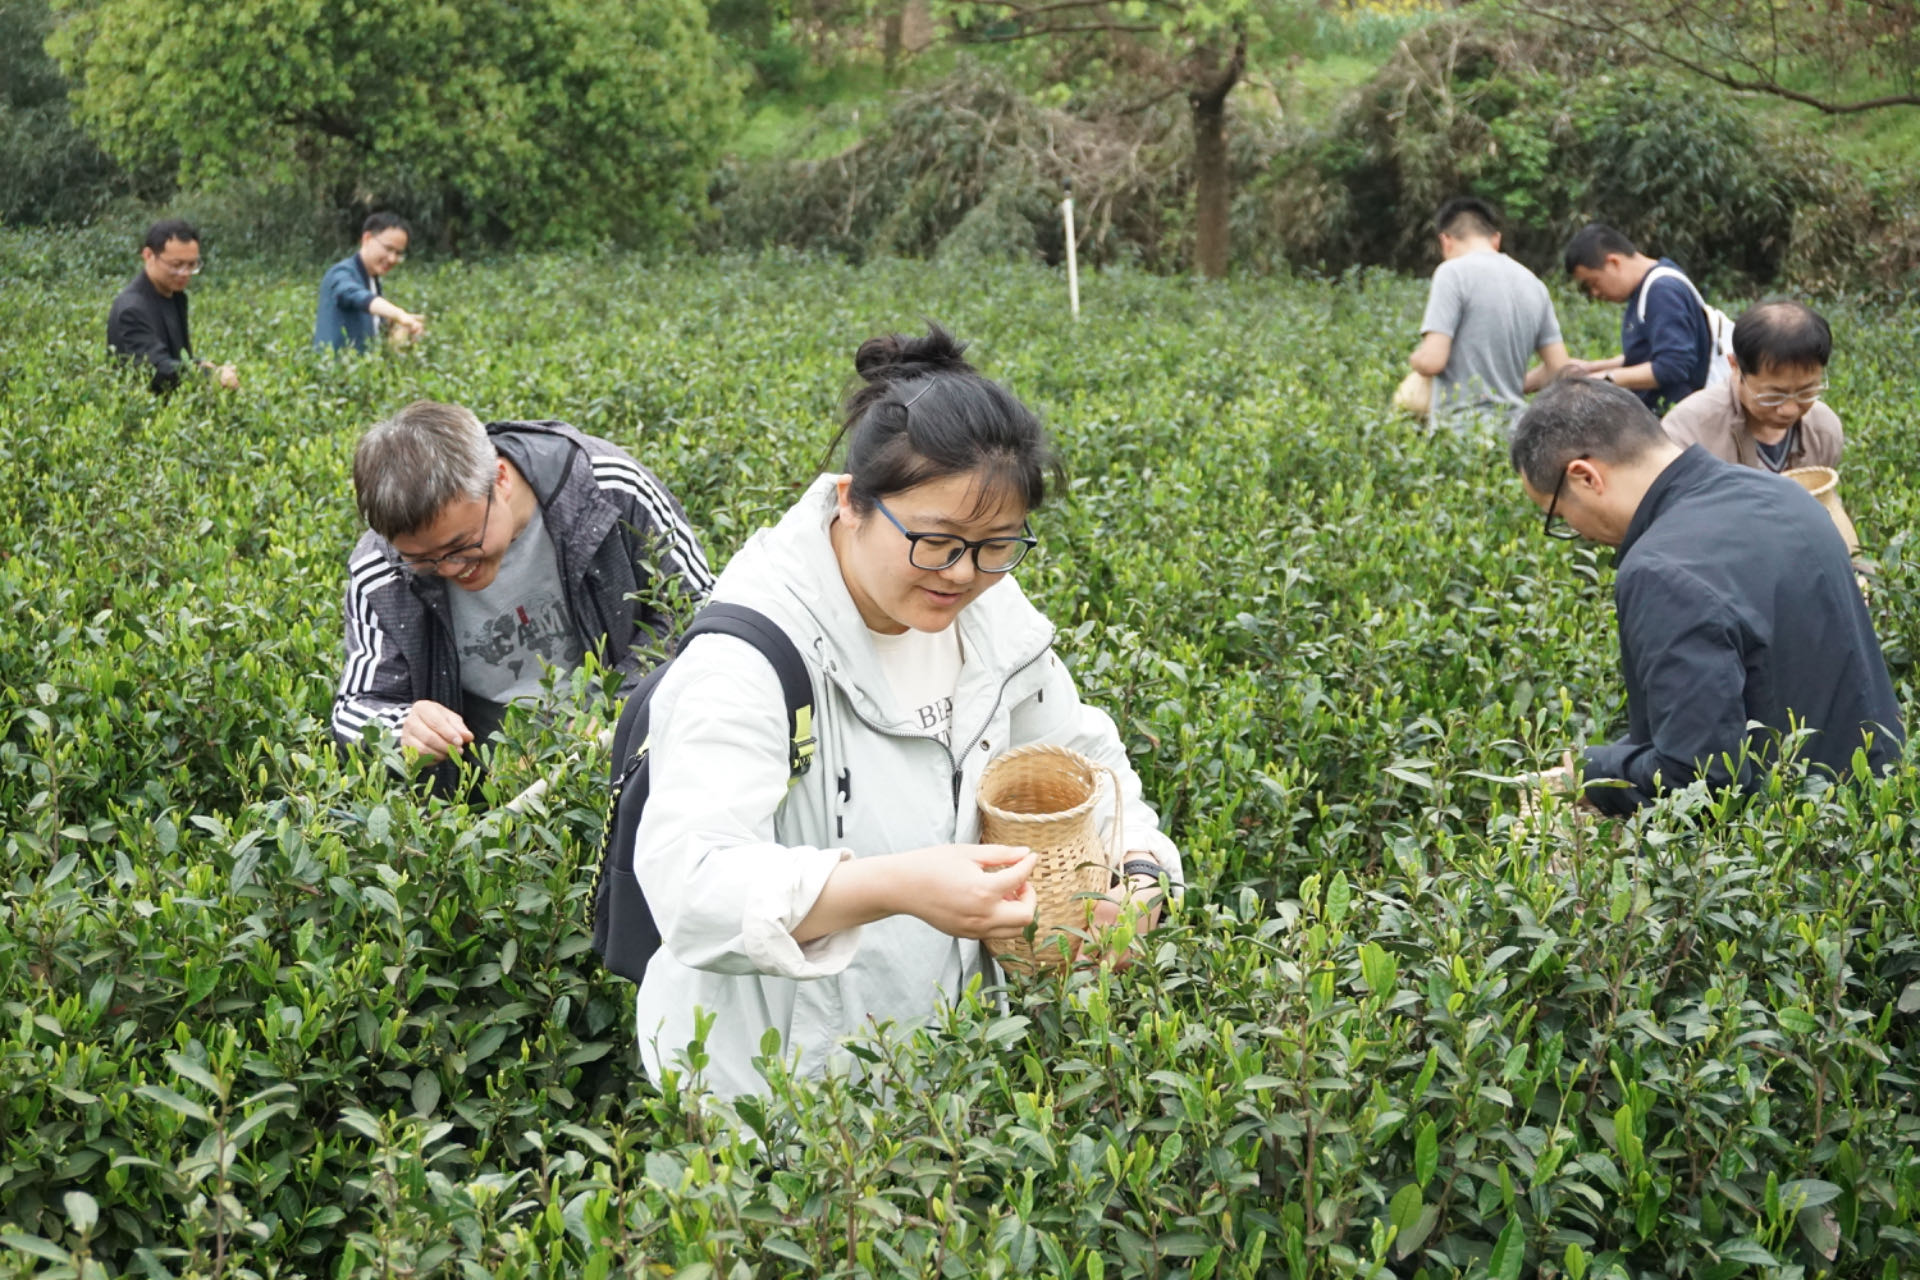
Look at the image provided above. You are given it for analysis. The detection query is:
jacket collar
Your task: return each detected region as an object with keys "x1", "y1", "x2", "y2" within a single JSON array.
[
  {"x1": 342, "y1": 250, "x2": 376, "y2": 291},
  {"x1": 718, "y1": 475, "x2": 1055, "y2": 730},
  {"x1": 131, "y1": 269, "x2": 183, "y2": 308},
  {"x1": 1617, "y1": 444, "x2": 1716, "y2": 561}
]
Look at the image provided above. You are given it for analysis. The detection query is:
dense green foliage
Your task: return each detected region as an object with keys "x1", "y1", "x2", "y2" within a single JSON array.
[
  {"x1": 43, "y1": 0, "x2": 740, "y2": 249},
  {"x1": 0, "y1": 0, "x2": 142, "y2": 225},
  {"x1": 1249, "y1": 20, "x2": 1919, "y2": 290},
  {"x1": 5, "y1": 237, "x2": 1920, "y2": 1277}
]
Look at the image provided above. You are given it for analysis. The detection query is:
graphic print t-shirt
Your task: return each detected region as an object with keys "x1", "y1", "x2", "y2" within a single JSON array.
[
  {"x1": 448, "y1": 507, "x2": 582, "y2": 704},
  {"x1": 869, "y1": 623, "x2": 962, "y2": 747}
]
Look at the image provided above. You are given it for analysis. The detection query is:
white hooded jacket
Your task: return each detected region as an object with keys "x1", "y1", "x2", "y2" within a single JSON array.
[{"x1": 632, "y1": 476, "x2": 1184, "y2": 1097}]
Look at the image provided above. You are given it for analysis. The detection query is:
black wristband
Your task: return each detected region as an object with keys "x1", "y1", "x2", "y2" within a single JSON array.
[{"x1": 1117, "y1": 859, "x2": 1167, "y2": 885}]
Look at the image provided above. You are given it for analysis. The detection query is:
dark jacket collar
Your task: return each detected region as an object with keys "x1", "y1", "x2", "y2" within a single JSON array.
[
  {"x1": 129, "y1": 269, "x2": 183, "y2": 307},
  {"x1": 1617, "y1": 444, "x2": 1716, "y2": 561}
]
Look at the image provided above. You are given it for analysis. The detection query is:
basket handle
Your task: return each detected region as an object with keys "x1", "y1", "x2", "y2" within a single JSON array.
[{"x1": 1098, "y1": 763, "x2": 1124, "y2": 872}]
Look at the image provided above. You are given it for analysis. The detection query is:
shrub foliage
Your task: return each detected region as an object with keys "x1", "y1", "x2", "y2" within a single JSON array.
[
  {"x1": 1247, "y1": 18, "x2": 1903, "y2": 289},
  {"x1": 43, "y1": 0, "x2": 740, "y2": 249},
  {"x1": 4, "y1": 245, "x2": 1920, "y2": 1276}
]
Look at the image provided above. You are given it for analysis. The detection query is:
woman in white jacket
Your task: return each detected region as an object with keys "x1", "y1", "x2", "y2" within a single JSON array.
[{"x1": 632, "y1": 325, "x2": 1185, "y2": 1098}]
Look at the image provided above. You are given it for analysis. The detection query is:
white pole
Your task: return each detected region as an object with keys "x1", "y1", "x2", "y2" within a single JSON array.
[{"x1": 1062, "y1": 178, "x2": 1080, "y2": 321}]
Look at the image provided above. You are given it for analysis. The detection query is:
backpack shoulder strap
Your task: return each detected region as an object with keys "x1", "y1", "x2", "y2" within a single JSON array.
[
  {"x1": 676, "y1": 603, "x2": 817, "y2": 778},
  {"x1": 1635, "y1": 264, "x2": 1705, "y2": 322}
]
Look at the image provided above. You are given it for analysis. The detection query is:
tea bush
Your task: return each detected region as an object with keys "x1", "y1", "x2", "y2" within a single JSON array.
[{"x1": 4, "y1": 245, "x2": 1920, "y2": 1278}]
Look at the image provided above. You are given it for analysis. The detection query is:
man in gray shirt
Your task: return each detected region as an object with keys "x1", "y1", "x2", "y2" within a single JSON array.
[{"x1": 1407, "y1": 198, "x2": 1570, "y2": 426}]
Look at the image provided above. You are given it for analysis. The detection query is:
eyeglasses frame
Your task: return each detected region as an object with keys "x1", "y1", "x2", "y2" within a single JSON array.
[
  {"x1": 398, "y1": 487, "x2": 496, "y2": 573},
  {"x1": 870, "y1": 495, "x2": 1037, "y2": 573},
  {"x1": 1542, "y1": 458, "x2": 1586, "y2": 541},
  {"x1": 1745, "y1": 380, "x2": 1828, "y2": 409}
]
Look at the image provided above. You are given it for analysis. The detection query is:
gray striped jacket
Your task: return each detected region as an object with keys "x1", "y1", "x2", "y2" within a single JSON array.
[{"x1": 331, "y1": 420, "x2": 713, "y2": 779}]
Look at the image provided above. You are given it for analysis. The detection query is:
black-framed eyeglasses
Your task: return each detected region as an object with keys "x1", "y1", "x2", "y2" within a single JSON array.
[
  {"x1": 398, "y1": 489, "x2": 494, "y2": 572},
  {"x1": 1542, "y1": 459, "x2": 1584, "y2": 541},
  {"x1": 872, "y1": 496, "x2": 1037, "y2": 572}
]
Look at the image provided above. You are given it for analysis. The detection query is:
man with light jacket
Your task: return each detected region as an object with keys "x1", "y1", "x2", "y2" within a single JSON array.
[
  {"x1": 332, "y1": 401, "x2": 712, "y2": 792},
  {"x1": 1512, "y1": 376, "x2": 1902, "y2": 815}
]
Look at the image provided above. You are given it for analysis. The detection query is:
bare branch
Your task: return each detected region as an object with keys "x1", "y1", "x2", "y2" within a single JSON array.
[
  {"x1": 976, "y1": 21, "x2": 1162, "y2": 40},
  {"x1": 1511, "y1": 0, "x2": 1920, "y2": 114},
  {"x1": 973, "y1": 0, "x2": 1183, "y2": 16}
]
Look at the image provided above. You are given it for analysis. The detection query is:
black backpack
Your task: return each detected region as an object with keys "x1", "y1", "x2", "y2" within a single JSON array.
[{"x1": 590, "y1": 603, "x2": 817, "y2": 984}]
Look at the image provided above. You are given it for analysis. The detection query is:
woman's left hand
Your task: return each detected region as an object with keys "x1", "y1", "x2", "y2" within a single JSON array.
[{"x1": 1078, "y1": 860, "x2": 1168, "y2": 970}]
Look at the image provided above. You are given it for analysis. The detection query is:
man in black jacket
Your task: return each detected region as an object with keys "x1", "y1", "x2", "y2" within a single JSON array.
[
  {"x1": 1512, "y1": 376, "x2": 1902, "y2": 815},
  {"x1": 105, "y1": 219, "x2": 239, "y2": 394},
  {"x1": 333, "y1": 401, "x2": 713, "y2": 792}
]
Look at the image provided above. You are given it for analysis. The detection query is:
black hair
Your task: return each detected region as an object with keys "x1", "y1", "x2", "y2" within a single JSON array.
[
  {"x1": 1510, "y1": 374, "x2": 1671, "y2": 492},
  {"x1": 827, "y1": 323, "x2": 1062, "y2": 519},
  {"x1": 363, "y1": 211, "x2": 411, "y2": 238},
  {"x1": 143, "y1": 218, "x2": 200, "y2": 253},
  {"x1": 1563, "y1": 223, "x2": 1638, "y2": 274},
  {"x1": 1434, "y1": 196, "x2": 1500, "y2": 239},
  {"x1": 1731, "y1": 300, "x2": 1832, "y2": 375}
]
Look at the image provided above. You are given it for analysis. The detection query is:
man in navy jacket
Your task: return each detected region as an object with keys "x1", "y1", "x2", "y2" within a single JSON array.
[
  {"x1": 315, "y1": 212, "x2": 425, "y2": 351},
  {"x1": 1512, "y1": 376, "x2": 1902, "y2": 815},
  {"x1": 1562, "y1": 224, "x2": 1713, "y2": 412}
]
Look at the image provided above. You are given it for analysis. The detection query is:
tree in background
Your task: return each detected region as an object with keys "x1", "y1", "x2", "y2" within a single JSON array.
[
  {"x1": 943, "y1": 1, "x2": 1274, "y2": 278},
  {"x1": 45, "y1": 0, "x2": 740, "y2": 247},
  {"x1": 1509, "y1": 0, "x2": 1918, "y2": 114},
  {"x1": 0, "y1": 0, "x2": 147, "y2": 224}
]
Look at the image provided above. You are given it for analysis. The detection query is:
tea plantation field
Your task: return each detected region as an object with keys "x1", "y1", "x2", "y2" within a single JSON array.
[{"x1": 6, "y1": 234, "x2": 1920, "y2": 1279}]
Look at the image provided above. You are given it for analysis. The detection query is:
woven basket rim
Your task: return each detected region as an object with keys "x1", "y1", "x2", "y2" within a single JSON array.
[
  {"x1": 1783, "y1": 464, "x2": 1838, "y2": 496},
  {"x1": 976, "y1": 743, "x2": 1103, "y2": 827}
]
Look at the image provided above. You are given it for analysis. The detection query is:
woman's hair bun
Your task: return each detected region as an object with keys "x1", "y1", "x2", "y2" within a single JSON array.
[{"x1": 853, "y1": 323, "x2": 974, "y2": 386}]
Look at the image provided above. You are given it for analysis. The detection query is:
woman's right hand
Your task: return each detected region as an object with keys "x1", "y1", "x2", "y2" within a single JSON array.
[
  {"x1": 901, "y1": 843, "x2": 1039, "y2": 939},
  {"x1": 791, "y1": 843, "x2": 1037, "y2": 944}
]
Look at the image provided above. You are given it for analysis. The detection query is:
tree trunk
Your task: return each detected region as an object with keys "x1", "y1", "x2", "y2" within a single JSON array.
[
  {"x1": 1190, "y1": 92, "x2": 1230, "y2": 279},
  {"x1": 1188, "y1": 34, "x2": 1247, "y2": 280},
  {"x1": 883, "y1": 2, "x2": 905, "y2": 83}
]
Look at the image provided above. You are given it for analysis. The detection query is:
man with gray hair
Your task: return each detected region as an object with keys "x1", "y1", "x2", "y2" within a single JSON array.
[
  {"x1": 1512, "y1": 376, "x2": 1900, "y2": 815},
  {"x1": 332, "y1": 402, "x2": 713, "y2": 786}
]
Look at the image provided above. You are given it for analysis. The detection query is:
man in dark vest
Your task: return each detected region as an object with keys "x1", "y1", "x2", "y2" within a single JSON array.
[{"x1": 106, "y1": 219, "x2": 240, "y2": 394}]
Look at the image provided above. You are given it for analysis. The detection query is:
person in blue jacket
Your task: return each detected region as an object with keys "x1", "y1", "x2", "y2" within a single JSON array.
[
  {"x1": 315, "y1": 213, "x2": 425, "y2": 351},
  {"x1": 1561, "y1": 224, "x2": 1713, "y2": 413}
]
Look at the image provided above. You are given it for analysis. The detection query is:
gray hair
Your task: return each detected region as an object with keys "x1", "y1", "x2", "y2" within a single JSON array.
[
  {"x1": 352, "y1": 401, "x2": 497, "y2": 540},
  {"x1": 1509, "y1": 375, "x2": 1669, "y2": 492}
]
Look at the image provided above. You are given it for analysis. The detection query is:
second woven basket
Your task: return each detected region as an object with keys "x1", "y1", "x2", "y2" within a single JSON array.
[
  {"x1": 1782, "y1": 465, "x2": 1860, "y2": 555},
  {"x1": 976, "y1": 744, "x2": 1120, "y2": 974}
]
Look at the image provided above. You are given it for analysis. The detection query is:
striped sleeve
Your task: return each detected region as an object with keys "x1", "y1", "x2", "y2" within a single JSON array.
[
  {"x1": 331, "y1": 548, "x2": 413, "y2": 744},
  {"x1": 589, "y1": 454, "x2": 715, "y2": 598}
]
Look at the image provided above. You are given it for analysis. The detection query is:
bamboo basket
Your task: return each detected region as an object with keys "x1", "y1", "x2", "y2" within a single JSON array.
[
  {"x1": 977, "y1": 744, "x2": 1121, "y2": 974},
  {"x1": 1783, "y1": 465, "x2": 1860, "y2": 555}
]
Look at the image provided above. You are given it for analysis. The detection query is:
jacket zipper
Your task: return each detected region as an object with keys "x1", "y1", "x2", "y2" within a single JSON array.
[{"x1": 820, "y1": 639, "x2": 1053, "y2": 823}]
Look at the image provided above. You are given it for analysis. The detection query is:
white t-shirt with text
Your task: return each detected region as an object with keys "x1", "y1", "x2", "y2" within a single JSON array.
[{"x1": 868, "y1": 623, "x2": 962, "y2": 746}]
